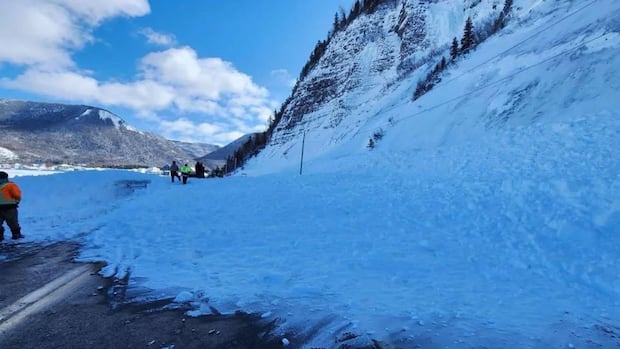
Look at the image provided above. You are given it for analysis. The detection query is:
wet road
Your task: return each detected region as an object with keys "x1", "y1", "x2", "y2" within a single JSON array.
[{"x1": 0, "y1": 241, "x2": 289, "y2": 349}]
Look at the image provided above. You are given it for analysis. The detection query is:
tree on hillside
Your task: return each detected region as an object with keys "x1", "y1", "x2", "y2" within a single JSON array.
[
  {"x1": 351, "y1": 0, "x2": 362, "y2": 18},
  {"x1": 439, "y1": 56, "x2": 447, "y2": 71},
  {"x1": 339, "y1": 6, "x2": 347, "y2": 28},
  {"x1": 502, "y1": 0, "x2": 513, "y2": 16},
  {"x1": 461, "y1": 17, "x2": 475, "y2": 52},
  {"x1": 332, "y1": 12, "x2": 342, "y2": 37},
  {"x1": 450, "y1": 37, "x2": 459, "y2": 60},
  {"x1": 299, "y1": 39, "x2": 329, "y2": 81},
  {"x1": 362, "y1": 0, "x2": 381, "y2": 14},
  {"x1": 494, "y1": 0, "x2": 514, "y2": 31}
]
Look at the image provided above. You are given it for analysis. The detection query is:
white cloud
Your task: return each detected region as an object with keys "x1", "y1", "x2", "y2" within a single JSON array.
[
  {"x1": 173, "y1": 98, "x2": 224, "y2": 115},
  {"x1": 159, "y1": 118, "x2": 244, "y2": 145},
  {"x1": 140, "y1": 47, "x2": 203, "y2": 88},
  {"x1": 136, "y1": 47, "x2": 276, "y2": 134},
  {"x1": 0, "y1": 69, "x2": 175, "y2": 110},
  {"x1": 54, "y1": 0, "x2": 150, "y2": 25},
  {"x1": 216, "y1": 131, "x2": 246, "y2": 144},
  {"x1": 139, "y1": 47, "x2": 269, "y2": 104},
  {"x1": 248, "y1": 104, "x2": 274, "y2": 123},
  {"x1": 0, "y1": 0, "x2": 275, "y2": 145},
  {"x1": 139, "y1": 28, "x2": 177, "y2": 47},
  {"x1": 0, "y1": 1, "x2": 83, "y2": 69},
  {"x1": 0, "y1": 0, "x2": 150, "y2": 69},
  {"x1": 1, "y1": 69, "x2": 97, "y2": 98},
  {"x1": 157, "y1": 111, "x2": 268, "y2": 145},
  {"x1": 271, "y1": 68, "x2": 297, "y2": 87},
  {"x1": 97, "y1": 80, "x2": 176, "y2": 110}
]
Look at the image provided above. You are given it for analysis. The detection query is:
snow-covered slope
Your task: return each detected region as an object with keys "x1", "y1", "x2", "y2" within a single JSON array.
[
  {"x1": 247, "y1": 0, "x2": 619, "y2": 175},
  {"x1": 221, "y1": 0, "x2": 620, "y2": 345}
]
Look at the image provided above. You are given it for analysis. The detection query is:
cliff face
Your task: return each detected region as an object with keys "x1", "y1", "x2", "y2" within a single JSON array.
[
  {"x1": 271, "y1": 0, "x2": 484, "y2": 144},
  {"x1": 249, "y1": 0, "x2": 619, "y2": 174}
]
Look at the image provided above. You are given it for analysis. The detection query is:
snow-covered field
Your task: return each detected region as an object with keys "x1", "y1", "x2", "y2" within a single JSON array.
[{"x1": 4, "y1": 109, "x2": 619, "y2": 348}]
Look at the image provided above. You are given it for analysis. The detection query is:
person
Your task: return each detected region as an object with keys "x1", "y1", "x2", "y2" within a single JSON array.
[
  {"x1": 180, "y1": 163, "x2": 192, "y2": 184},
  {"x1": 0, "y1": 171, "x2": 24, "y2": 241},
  {"x1": 170, "y1": 161, "x2": 181, "y2": 183},
  {"x1": 195, "y1": 161, "x2": 205, "y2": 178}
]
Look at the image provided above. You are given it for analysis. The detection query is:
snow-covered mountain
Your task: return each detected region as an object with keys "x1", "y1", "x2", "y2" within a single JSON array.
[
  {"x1": 170, "y1": 140, "x2": 220, "y2": 160},
  {"x1": 247, "y1": 0, "x2": 619, "y2": 175},
  {"x1": 196, "y1": 133, "x2": 256, "y2": 169},
  {"x1": 0, "y1": 98, "x2": 195, "y2": 167}
]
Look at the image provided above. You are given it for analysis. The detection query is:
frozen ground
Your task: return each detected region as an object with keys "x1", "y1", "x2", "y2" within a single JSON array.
[{"x1": 5, "y1": 111, "x2": 619, "y2": 348}]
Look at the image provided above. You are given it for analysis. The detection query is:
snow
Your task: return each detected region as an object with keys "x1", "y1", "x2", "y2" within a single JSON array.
[
  {"x1": 3, "y1": 110, "x2": 619, "y2": 347},
  {"x1": 0, "y1": 147, "x2": 18, "y2": 161},
  {"x1": 79, "y1": 108, "x2": 125, "y2": 129},
  {"x1": 98, "y1": 109, "x2": 123, "y2": 128},
  {"x1": 1, "y1": 0, "x2": 619, "y2": 348}
]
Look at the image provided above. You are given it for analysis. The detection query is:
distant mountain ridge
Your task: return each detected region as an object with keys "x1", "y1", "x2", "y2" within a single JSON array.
[
  {"x1": 171, "y1": 140, "x2": 220, "y2": 160},
  {"x1": 0, "y1": 98, "x2": 200, "y2": 167},
  {"x1": 196, "y1": 133, "x2": 255, "y2": 169}
]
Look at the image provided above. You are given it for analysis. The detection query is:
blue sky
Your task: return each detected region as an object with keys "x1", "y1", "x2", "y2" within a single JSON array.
[{"x1": 0, "y1": 0, "x2": 349, "y2": 145}]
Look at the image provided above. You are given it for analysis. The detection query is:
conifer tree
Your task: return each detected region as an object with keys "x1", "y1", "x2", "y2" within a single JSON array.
[
  {"x1": 439, "y1": 56, "x2": 447, "y2": 71},
  {"x1": 362, "y1": 0, "x2": 380, "y2": 14},
  {"x1": 502, "y1": 0, "x2": 513, "y2": 16},
  {"x1": 461, "y1": 17, "x2": 474, "y2": 52},
  {"x1": 450, "y1": 37, "x2": 459, "y2": 60},
  {"x1": 332, "y1": 12, "x2": 341, "y2": 33},
  {"x1": 339, "y1": 6, "x2": 347, "y2": 27},
  {"x1": 352, "y1": 0, "x2": 361, "y2": 17},
  {"x1": 494, "y1": 0, "x2": 513, "y2": 32}
]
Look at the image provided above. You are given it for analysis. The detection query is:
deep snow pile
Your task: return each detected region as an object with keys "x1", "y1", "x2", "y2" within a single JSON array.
[{"x1": 9, "y1": 109, "x2": 620, "y2": 348}]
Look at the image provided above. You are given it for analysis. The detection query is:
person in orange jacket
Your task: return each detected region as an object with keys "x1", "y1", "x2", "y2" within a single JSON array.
[{"x1": 0, "y1": 171, "x2": 24, "y2": 241}]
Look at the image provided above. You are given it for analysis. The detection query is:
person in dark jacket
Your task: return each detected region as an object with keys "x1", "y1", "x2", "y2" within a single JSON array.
[
  {"x1": 195, "y1": 161, "x2": 205, "y2": 178},
  {"x1": 0, "y1": 171, "x2": 24, "y2": 241},
  {"x1": 170, "y1": 161, "x2": 181, "y2": 183}
]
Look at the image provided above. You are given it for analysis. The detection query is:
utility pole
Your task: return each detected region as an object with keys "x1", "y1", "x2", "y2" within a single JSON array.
[{"x1": 299, "y1": 129, "x2": 306, "y2": 175}]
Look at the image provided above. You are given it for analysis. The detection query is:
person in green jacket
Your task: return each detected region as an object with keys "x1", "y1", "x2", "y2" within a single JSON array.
[{"x1": 180, "y1": 163, "x2": 192, "y2": 184}]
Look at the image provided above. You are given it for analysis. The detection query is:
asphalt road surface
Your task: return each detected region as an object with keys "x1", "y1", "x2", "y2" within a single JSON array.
[{"x1": 0, "y1": 241, "x2": 292, "y2": 349}]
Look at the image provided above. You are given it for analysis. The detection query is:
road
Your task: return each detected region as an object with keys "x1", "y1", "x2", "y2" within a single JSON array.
[{"x1": 0, "y1": 241, "x2": 290, "y2": 349}]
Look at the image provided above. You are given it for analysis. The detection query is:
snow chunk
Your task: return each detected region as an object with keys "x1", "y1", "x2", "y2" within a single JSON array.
[
  {"x1": 0, "y1": 147, "x2": 18, "y2": 161},
  {"x1": 174, "y1": 291, "x2": 194, "y2": 303}
]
